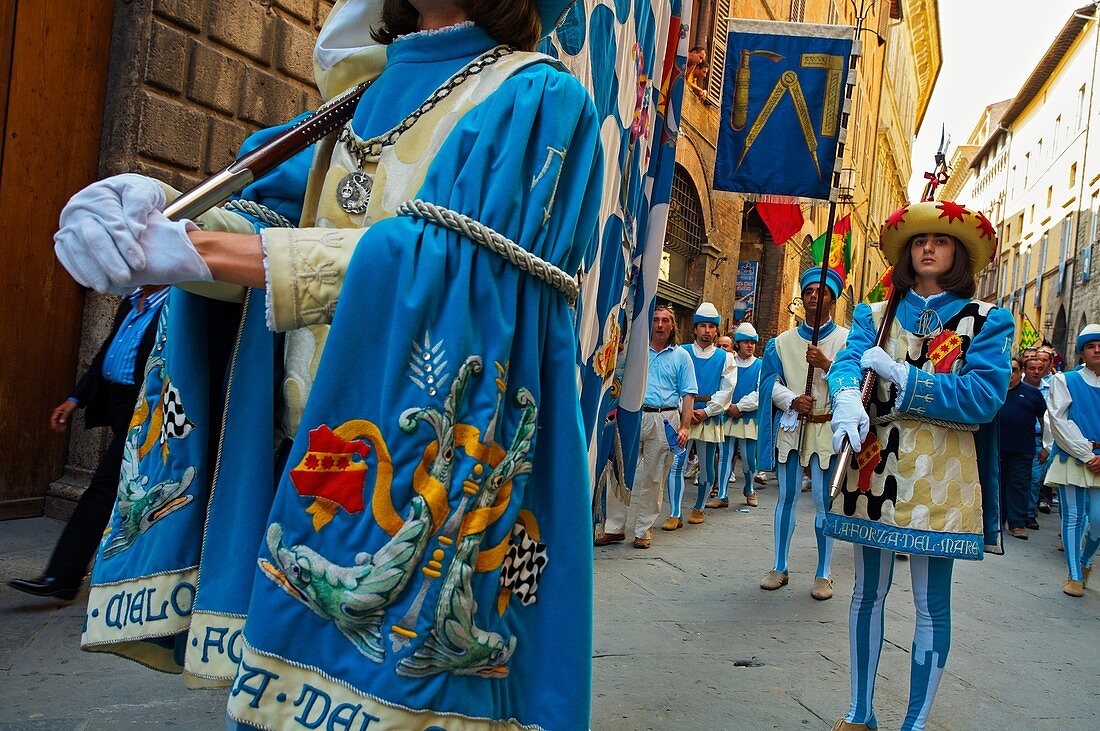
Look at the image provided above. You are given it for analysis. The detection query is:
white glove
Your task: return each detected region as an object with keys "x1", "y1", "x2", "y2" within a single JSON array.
[
  {"x1": 860, "y1": 346, "x2": 910, "y2": 386},
  {"x1": 779, "y1": 409, "x2": 800, "y2": 432},
  {"x1": 831, "y1": 389, "x2": 870, "y2": 454},
  {"x1": 54, "y1": 175, "x2": 211, "y2": 292}
]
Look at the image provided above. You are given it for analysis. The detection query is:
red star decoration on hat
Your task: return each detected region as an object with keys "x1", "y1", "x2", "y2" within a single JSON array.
[
  {"x1": 936, "y1": 200, "x2": 968, "y2": 224},
  {"x1": 975, "y1": 211, "x2": 996, "y2": 240},
  {"x1": 883, "y1": 205, "x2": 909, "y2": 231}
]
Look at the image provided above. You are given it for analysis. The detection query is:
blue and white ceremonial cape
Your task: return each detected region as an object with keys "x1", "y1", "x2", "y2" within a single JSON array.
[{"x1": 82, "y1": 24, "x2": 602, "y2": 731}]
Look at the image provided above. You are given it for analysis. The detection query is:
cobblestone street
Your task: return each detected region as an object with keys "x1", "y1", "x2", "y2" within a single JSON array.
[{"x1": 1, "y1": 477, "x2": 1097, "y2": 729}]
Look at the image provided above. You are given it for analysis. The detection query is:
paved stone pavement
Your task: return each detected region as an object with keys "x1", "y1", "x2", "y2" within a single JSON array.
[{"x1": 1, "y1": 477, "x2": 1097, "y2": 729}]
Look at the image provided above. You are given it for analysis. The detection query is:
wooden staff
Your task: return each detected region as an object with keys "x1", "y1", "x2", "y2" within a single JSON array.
[
  {"x1": 826, "y1": 282, "x2": 903, "y2": 503},
  {"x1": 796, "y1": 201, "x2": 840, "y2": 454}
]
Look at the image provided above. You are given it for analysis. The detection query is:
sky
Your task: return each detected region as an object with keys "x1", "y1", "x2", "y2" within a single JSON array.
[{"x1": 906, "y1": 0, "x2": 1095, "y2": 200}]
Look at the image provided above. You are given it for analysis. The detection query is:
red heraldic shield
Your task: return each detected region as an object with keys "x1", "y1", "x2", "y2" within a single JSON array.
[
  {"x1": 290, "y1": 425, "x2": 372, "y2": 515},
  {"x1": 856, "y1": 434, "x2": 882, "y2": 492},
  {"x1": 927, "y1": 330, "x2": 963, "y2": 374}
]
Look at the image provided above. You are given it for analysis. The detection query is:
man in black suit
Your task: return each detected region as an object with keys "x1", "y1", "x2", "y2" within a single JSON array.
[{"x1": 9, "y1": 285, "x2": 168, "y2": 600}]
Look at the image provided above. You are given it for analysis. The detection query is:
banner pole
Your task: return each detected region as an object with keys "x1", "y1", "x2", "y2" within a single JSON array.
[{"x1": 796, "y1": 11, "x2": 864, "y2": 449}]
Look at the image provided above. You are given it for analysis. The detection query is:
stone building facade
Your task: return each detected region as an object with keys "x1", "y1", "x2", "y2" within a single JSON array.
[{"x1": 963, "y1": 6, "x2": 1100, "y2": 359}]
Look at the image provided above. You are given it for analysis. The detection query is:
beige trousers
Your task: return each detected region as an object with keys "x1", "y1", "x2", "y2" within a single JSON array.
[{"x1": 605, "y1": 410, "x2": 680, "y2": 538}]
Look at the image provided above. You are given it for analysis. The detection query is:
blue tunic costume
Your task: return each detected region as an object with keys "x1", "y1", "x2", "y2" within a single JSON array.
[
  {"x1": 1045, "y1": 367, "x2": 1100, "y2": 583},
  {"x1": 715, "y1": 355, "x2": 762, "y2": 501},
  {"x1": 826, "y1": 290, "x2": 1011, "y2": 731},
  {"x1": 81, "y1": 23, "x2": 603, "y2": 731},
  {"x1": 677, "y1": 344, "x2": 731, "y2": 517},
  {"x1": 826, "y1": 291, "x2": 1011, "y2": 559}
]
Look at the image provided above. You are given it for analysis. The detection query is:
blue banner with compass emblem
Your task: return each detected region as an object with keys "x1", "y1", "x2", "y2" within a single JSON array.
[{"x1": 714, "y1": 20, "x2": 854, "y2": 202}]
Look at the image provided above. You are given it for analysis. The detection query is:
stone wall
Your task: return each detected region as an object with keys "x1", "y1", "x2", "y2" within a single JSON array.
[{"x1": 51, "y1": 0, "x2": 331, "y2": 517}]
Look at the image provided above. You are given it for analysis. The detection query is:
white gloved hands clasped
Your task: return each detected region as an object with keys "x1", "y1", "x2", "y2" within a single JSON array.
[
  {"x1": 778, "y1": 409, "x2": 801, "y2": 432},
  {"x1": 53, "y1": 174, "x2": 212, "y2": 293},
  {"x1": 831, "y1": 389, "x2": 870, "y2": 454},
  {"x1": 860, "y1": 346, "x2": 910, "y2": 387}
]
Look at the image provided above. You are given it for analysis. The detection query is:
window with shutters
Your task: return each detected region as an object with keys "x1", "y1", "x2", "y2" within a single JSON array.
[
  {"x1": 875, "y1": 1, "x2": 891, "y2": 42},
  {"x1": 707, "y1": 0, "x2": 733, "y2": 106},
  {"x1": 790, "y1": 0, "x2": 806, "y2": 22},
  {"x1": 1057, "y1": 215, "x2": 1075, "y2": 294},
  {"x1": 662, "y1": 166, "x2": 706, "y2": 288}
]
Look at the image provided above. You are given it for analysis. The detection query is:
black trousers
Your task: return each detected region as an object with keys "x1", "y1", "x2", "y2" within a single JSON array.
[
  {"x1": 999, "y1": 452, "x2": 1033, "y2": 530},
  {"x1": 45, "y1": 386, "x2": 133, "y2": 585}
]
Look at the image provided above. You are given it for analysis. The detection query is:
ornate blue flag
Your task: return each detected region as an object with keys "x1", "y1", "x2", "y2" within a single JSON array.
[
  {"x1": 714, "y1": 20, "x2": 855, "y2": 202},
  {"x1": 544, "y1": 1, "x2": 688, "y2": 506}
]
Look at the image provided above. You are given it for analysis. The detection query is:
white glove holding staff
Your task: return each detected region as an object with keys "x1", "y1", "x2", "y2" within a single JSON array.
[
  {"x1": 831, "y1": 389, "x2": 870, "y2": 454},
  {"x1": 860, "y1": 346, "x2": 910, "y2": 386},
  {"x1": 53, "y1": 174, "x2": 212, "y2": 293}
]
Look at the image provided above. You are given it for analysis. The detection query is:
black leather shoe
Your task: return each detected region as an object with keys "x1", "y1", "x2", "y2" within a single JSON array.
[
  {"x1": 1026, "y1": 518, "x2": 1040, "y2": 530},
  {"x1": 7, "y1": 576, "x2": 81, "y2": 601}
]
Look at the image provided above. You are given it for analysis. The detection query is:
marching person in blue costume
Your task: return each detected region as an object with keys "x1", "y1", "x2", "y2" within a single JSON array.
[
  {"x1": 827, "y1": 201, "x2": 1012, "y2": 731},
  {"x1": 710, "y1": 323, "x2": 762, "y2": 508},
  {"x1": 757, "y1": 266, "x2": 848, "y2": 601},
  {"x1": 52, "y1": 1, "x2": 604, "y2": 729},
  {"x1": 1044, "y1": 323, "x2": 1100, "y2": 597},
  {"x1": 666, "y1": 302, "x2": 735, "y2": 528}
]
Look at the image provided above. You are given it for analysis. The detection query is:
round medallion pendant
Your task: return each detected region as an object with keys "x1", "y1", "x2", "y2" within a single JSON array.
[{"x1": 336, "y1": 171, "x2": 373, "y2": 214}]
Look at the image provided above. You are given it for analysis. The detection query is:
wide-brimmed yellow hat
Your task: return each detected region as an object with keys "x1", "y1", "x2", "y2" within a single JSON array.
[{"x1": 880, "y1": 200, "x2": 997, "y2": 270}]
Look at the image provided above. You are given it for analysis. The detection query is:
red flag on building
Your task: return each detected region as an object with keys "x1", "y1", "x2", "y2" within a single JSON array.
[{"x1": 756, "y1": 202, "x2": 805, "y2": 244}]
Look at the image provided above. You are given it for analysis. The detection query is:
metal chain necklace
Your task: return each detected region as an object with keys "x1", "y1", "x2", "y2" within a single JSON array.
[{"x1": 335, "y1": 45, "x2": 517, "y2": 214}]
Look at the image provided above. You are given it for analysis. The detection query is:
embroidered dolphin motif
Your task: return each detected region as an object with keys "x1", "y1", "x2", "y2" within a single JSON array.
[
  {"x1": 258, "y1": 495, "x2": 434, "y2": 662},
  {"x1": 396, "y1": 534, "x2": 516, "y2": 678},
  {"x1": 102, "y1": 433, "x2": 195, "y2": 559}
]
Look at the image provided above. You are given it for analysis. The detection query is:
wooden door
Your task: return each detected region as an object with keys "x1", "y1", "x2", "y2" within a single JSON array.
[{"x1": 0, "y1": 2, "x2": 116, "y2": 517}]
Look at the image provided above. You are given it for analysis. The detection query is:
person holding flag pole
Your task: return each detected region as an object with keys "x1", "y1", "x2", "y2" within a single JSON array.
[
  {"x1": 756, "y1": 261, "x2": 848, "y2": 600},
  {"x1": 825, "y1": 199, "x2": 1011, "y2": 731},
  {"x1": 49, "y1": 1, "x2": 607, "y2": 728}
]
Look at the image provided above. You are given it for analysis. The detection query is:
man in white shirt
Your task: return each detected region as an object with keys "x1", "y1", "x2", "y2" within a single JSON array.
[{"x1": 1043, "y1": 325, "x2": 1100, "y2": 597}]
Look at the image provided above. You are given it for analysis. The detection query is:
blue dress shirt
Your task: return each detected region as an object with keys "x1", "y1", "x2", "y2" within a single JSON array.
[
  {"x1": 644, "y1": 343, "x2": 697, "y2": 407},
  {"x1": 100, "y1": 287, "x2": 169, "y2": 385}
]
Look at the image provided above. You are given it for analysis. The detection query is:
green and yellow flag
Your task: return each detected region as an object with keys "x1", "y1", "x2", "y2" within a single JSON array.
[
  {"x1": 1019, "y1": 316, "x2": 1039, "y2": 350},
  {"x1": 811, "y1": 214, "x2": 853, "y2": 286},
  {"x1": 864, "y1": 266, "x2": 893, "y2": 304}
]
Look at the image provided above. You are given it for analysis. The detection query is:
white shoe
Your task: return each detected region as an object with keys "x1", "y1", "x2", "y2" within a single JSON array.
[{"x1": 754, "y1": 472, "x2": 768, "y2": 485}]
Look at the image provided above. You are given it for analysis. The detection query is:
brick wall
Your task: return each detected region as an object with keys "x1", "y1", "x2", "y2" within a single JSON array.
[
  {"x1": 101, "y1": 0, "x2": 332, "y2": 189},
  {"x1": 52, "y1": 0, "x2": 333, "y2": 515}
]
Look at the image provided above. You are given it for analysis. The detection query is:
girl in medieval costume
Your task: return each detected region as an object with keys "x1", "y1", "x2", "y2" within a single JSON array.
[
  {"x1": 827, "y1": 201, "x2": 1012, "y2": 731},
  {"x1": 53, "y1": 1, "x2": 601, "y2": 729}
]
